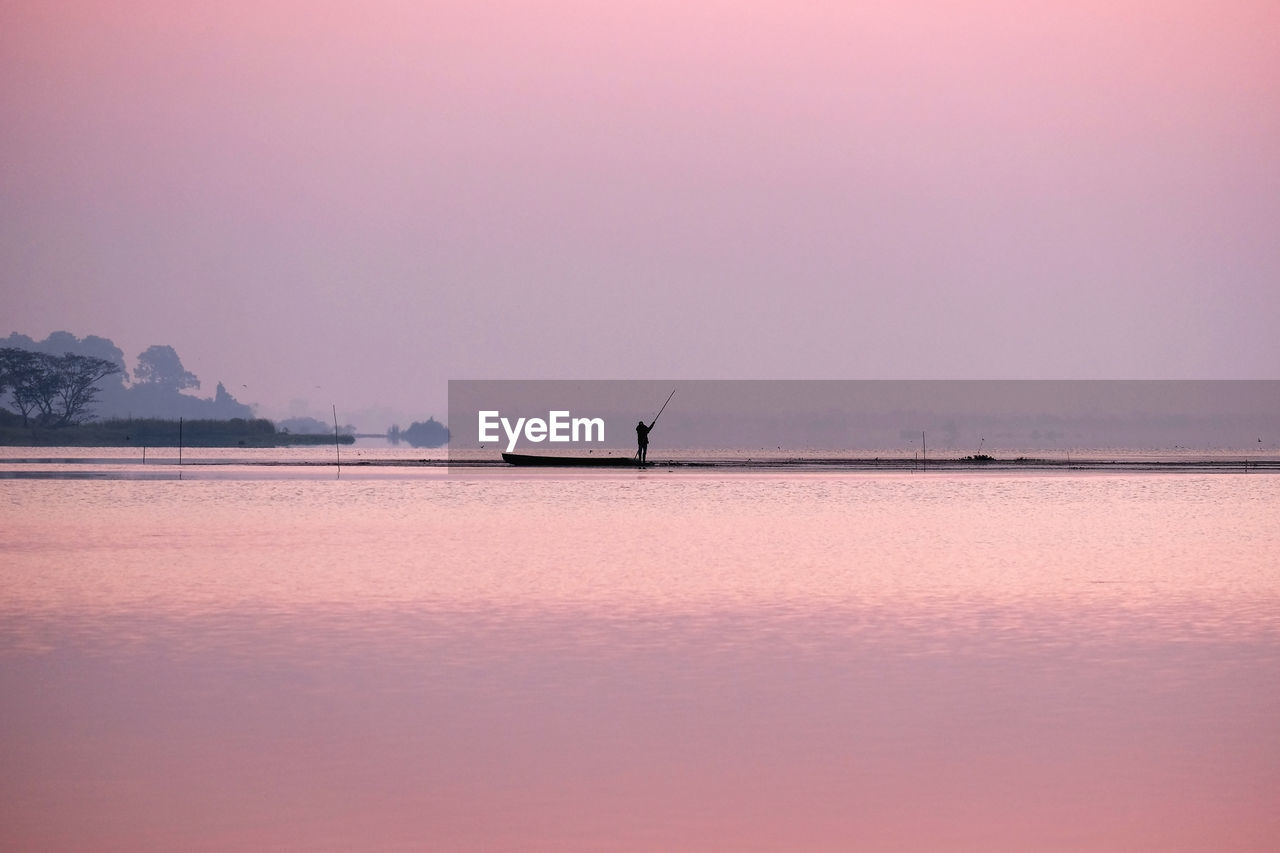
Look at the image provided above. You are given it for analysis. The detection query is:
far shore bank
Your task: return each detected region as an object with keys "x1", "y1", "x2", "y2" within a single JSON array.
[
  {"x1": 2, "y1": 453, "x2": 1276, "y2": 474},
  {"x1": 0, "y1": 416, "x2": 354, "y2": 448}
]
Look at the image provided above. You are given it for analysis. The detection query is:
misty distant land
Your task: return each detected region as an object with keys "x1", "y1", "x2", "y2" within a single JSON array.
[
  {"x1": 0, "y1": 416, "x2": 356, "y2": 448},
  {"x1": 1, "y1": 331, "x2": 449, "y2": 448},
  {"x1": 5, "y1": 332, "x2": 1274, "y2": 454}
]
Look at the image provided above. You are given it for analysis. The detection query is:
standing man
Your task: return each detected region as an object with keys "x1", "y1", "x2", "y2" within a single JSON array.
[{"x1": 636, "y1": 419, "x2": 653, "y2": 463}]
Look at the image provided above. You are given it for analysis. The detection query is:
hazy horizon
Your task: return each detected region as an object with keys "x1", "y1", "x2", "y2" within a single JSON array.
[
  {"x1": 5, "y1": 2, "x2": 1278, "y2": 424},
  {"x1": 449, "y1": 380, "x2": 1280, "y2": 454}
]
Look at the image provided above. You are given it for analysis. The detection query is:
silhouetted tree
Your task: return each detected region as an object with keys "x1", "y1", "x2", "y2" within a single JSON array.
[
  {"x1": 0, "y1": 347, "x2": 121, "y2": 426},
  {"x1": 54, "y1": 353, "x2": 123, "y2": 425},
  {"x1": 3, "y1": 331, "x2": 127, "y2": 380},
  {"x1": 5, "y1": 334, "x2": 255, "y2": 421},
  {"x1": 76, "y1": 335, "x2": 128, "y2": 392},
  {"x1": 278, "y1": 415, "x2": 331, "y2": 434},
  {"x1": 134, "y1": 345, "x2": 199, "y2": 390},
  {"x1": 0, "y1": 348, "x2": 49, "y2": 425},
  {"x1": 403, "y1": 417, "x2": 449, "y2": 448}
]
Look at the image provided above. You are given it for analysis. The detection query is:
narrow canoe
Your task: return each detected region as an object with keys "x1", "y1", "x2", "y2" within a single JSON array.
[{"x1": 501, "y1": 452, "x2": 643, "y2": 467}]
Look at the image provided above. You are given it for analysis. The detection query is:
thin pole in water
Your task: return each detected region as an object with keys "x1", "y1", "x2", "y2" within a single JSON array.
[
  {"x1": 179, "y1": 417, "x2": 183, "y2": 466},
  {"x1": 922, "y1": 430, "x2": 926, "y2": 472},
  {"x1": 333, "y1": 404, "x2": 341, "y2": 479}
]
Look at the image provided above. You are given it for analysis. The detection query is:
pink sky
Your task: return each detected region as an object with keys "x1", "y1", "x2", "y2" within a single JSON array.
[{"x1": 3, "y1": 1, "x2": 1278, "y2": 425}]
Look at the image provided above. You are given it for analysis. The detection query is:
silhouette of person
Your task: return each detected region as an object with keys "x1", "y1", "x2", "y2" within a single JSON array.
[{"x1": 636, "y1": 420, "x2": 653, "y2": 463}]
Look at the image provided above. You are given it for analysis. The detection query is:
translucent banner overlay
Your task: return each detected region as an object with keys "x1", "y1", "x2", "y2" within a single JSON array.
[{"x1": 448, "y1": 380, "x2": 1279, "y2": 465}]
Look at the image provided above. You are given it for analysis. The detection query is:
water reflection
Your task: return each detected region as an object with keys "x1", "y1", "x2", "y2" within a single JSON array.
[{"x1": 2, "y1": 472, "x2": 1278, "y2": 850}]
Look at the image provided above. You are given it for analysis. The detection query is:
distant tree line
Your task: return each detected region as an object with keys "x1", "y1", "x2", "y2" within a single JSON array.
[
  {"x1": 388, "y1": 417, "x2": 449, "y2": 448},
  {"x1": 0, "y1": 348, "x2": 122, "y2": 426},
  {"x1": 5, "y1": 330, "x2": 444, "y2": 444},
  {"x1": 0, "y1": 416, "x2": 356, "y2": 447},
  {"x1": 277, "y1": 415, "x2": 357, "y2": 435},
  {"x1": 2, "y1": 332, "x2": 252, "y2": 424}
]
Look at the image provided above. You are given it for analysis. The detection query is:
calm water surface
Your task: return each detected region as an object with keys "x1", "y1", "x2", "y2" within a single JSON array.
[{"x1": 2, "y1": 469, "x2": 1278, "y2": 851}]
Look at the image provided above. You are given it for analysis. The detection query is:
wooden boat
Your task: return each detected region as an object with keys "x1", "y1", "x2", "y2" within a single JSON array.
[{"x1": 502, "y1": 452, "x2": 643, "y2": 467}]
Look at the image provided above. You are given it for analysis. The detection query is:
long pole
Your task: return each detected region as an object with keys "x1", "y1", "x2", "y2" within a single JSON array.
[
  {"x1": 651, "y1": 388, "x2": 676, "y2": 427},
  {"x1": 333, "y1": 404, "x2": 341, "y2": 479},
  {"x1": 179, "y1": 417, "x2": 183, "y2": 466}
]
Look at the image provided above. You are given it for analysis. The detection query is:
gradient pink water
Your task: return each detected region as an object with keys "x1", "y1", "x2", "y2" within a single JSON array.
[{"x1": 3, "y1": 471, "x2": 1278, "y2": 850}]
